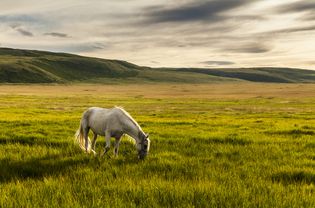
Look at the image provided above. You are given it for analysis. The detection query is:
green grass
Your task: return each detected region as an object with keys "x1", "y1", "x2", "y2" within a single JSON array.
[
  {"x1": 169, "y1": 67, "x2": 315, "y2": 83},
  {"x1": 0, "y1": 48, "x2": 144, "y2": 83},
  {"x1": 0, "y1": 85, "x2": 315, "y2": 207}
]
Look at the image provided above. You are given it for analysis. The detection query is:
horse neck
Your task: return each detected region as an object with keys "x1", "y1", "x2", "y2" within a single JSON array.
[{"x1": 123, "y1": 119, "x2": 143, "y2": 143}]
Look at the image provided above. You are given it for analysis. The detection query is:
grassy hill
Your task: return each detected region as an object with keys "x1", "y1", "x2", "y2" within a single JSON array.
[
  {"x1": 0, "y1": 48, "x2": 145, "y2": 83},
  {"x1": 0, "y1": 47, "x2": 315, "y2": 83},
  {"x1": 170, "y1": 67, "x2": 315, "y2": 83}
]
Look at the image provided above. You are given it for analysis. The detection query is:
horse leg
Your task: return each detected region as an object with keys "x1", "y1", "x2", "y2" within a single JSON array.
[
  {"x1": 83, "y1": 126, "x2": 90, "y2": 153},
  {"x1": 91, "y1": 133, "x2": 97, "y2": 155},
  {"x1": 114, "y1": 136, "x2": 121, "y2": 157},
  {"x1": 101, "y1": 131, "x2": 111, "y2": 157}
]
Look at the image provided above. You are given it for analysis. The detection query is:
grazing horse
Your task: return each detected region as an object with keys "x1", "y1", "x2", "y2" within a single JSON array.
[{"x1": 75, "y1": 107, "x2": 150, "y2": 159}]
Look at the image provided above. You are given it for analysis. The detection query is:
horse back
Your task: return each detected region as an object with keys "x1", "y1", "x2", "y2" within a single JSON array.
[{"x1": 83, "y1": 107, "x2": 125, "y2": 135}]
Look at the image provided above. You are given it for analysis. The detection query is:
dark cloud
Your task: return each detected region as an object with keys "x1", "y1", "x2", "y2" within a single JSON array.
[
  {"x1": 2, "y1": 14, "x2": 49, "y2": 37},
  {"x1": 61, "y1": 42, "x2": 107, "y2": 53},
  {"x1": 16, "y1": 28, "x2": 34, "y2": 37},
  {"x1": 276, "y1": 1, "x2": 315, "y2": 13},
  {"x1": 201, "y1": 61, "x2": 235, "y2": 66},
  {"x1": 257, "y1": 25, "x2": 315, "y2": 37},
  {"x1": 0, "y1": 14, "x2": 40, "y2": 23},
  {"x1": 275, "y1": 1, "x2": 315, "y2": 21},
  {"x1": 44, "y1": 32, "x2": 69, "y2": 38},
  {"x1": 144, "y1": 0, "x2": 256, "y2": 23},
  {"x1": 228, "y1": 43, "x2": 271, "y2": 53},
  {"x1": 10, "y1": 25, "x2": 34, "y2": 37},
  {"x1": 151, "y1": 61, "x2": 160, "y2": 64},
  {"x1": 91, "y1": 43, "x2": 106, "y2": 50},
  {"x1": 271, "y1": 25, "x2": 315, "y2": 34}
]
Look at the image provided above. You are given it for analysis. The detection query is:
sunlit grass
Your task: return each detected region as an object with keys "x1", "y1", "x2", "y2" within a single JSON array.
[{"x1": 0, "y1": 84, "x2": 315, "y2": 207}]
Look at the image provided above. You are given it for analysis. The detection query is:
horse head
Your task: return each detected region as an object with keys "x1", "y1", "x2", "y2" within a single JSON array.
[{"x1": 137, "y1": 133, "x2": 150, "y2": 159}]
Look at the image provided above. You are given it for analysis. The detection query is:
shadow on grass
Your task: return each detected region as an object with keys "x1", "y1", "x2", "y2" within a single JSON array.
[
  {"x1": 209, "y1": 137, "x2": 252, "y2": 146},
  {"x1": 265, "y1": 129, "x2": 315, "y2": 137},
  {"x1": 0, "y1": 137, "x2": 69, "y2": 148},
  {"x1": 0, "y1": 154, "x2": 90, "y2": 183},
  {"x1": 186, "y1": 134, "x2": 252, "y2": 146},
  {"x1": 0, "y1": 139, "x2": 142, "y2": 183},
  {"x1": 0, "y1": 153, "x2": 144, "y2": 184},
  {"x1": 272, "y1": 171, "x2": 315, "y2": 185}
]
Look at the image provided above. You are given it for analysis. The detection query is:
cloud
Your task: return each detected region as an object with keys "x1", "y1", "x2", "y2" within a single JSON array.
[
  {"x1": 143, "y1": 0, "x2": 256, "y2": 23},
  {"x1": 275, "y1": 1, "x2": 315, "y2": 21},
  {"x1": 10, "y1": 25, "x2": 34, "y2": 37},
  {"x1": 60, "y1": 42, "x2": 107, "y2": 53},
  {"x1": 0, "y1": 14, "x2": 40, "y2": 23},
  {"x1": 151, "y1": 61, "x2": 160, "y2": 64},
  {"x1": 254, "y1": 25, "x2": 315, "y2": 42},
  {"x1": 16, "y1": 28, "x2": 33, "y2": 36},
  {"x1": 44, "y1": 32, "x2": 69, "y2": 38},
  {"x1": 303, "y1": 13, "x2": 315, "y2": 21},
  {"x1": 269, "y1": 25, "x2": 315, "y2": 34},
  {"x1": 200, "y1": 61, "x2": 235, "y2": 66},
  {"x1": 228, "y1": 42, "x2": 271, "y2": 53},
  {"x1": 9, "y1": 23, "x2": 20, "y2": 29},
  {"x1": 0, "y1": 0, "x2": 314, "y2": 69},
  {"x1": 276, "y1": 1, "x2": 315, "y2": 14}
]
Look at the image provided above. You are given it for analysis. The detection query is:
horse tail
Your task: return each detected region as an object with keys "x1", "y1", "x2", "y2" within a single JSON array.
[{"x1": 74, "y1": 119, "x2": 92, "y2": 153}]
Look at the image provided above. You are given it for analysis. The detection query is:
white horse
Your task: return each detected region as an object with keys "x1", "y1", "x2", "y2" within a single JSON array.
[{"x1": 75, "y1": 106, "x2": 150, "y2": 159}]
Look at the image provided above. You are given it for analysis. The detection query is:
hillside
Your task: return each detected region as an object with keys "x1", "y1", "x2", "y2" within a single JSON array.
[
  {"x1": 0, "y1": 48, "x2": 144, "y2": 83},
  {"x1": 0, "y1": 47, "x2": 315, "y2": 83},
  {"x1": 169, "y1": 67, "x2": 315, "y2": 83}
]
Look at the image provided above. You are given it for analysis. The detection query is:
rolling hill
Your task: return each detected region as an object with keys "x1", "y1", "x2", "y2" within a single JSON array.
[{"x1": 0, "y1": 47, "x2": 314, "y2": 83}]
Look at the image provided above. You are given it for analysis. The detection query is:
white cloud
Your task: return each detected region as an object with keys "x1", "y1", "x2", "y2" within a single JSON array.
[{"x1": 0, "y1": 0, "x2": 314, "y2": 69}]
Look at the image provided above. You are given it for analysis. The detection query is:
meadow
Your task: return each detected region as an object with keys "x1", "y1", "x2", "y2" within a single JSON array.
[{"x1": 0, "y1": 83, "x2": 315, "y2": 207}]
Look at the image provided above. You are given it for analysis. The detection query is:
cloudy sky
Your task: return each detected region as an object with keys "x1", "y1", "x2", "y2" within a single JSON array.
[{"x1": 0, "y1": 0, "x2": 314, "y2": 69}]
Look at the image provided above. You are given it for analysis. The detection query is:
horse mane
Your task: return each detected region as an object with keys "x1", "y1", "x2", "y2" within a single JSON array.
[{"x1": 115, "y1": 106, "x2": 143, "y2": 131}]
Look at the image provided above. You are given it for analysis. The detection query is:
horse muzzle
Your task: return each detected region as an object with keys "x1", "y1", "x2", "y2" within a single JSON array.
[{"x1": 138, "y1": 151, "x2": 147, "y2": 160}]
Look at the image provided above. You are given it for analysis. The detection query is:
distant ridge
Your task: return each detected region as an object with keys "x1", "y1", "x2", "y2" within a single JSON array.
[
  {"x1": 170, "y1": 67, "x2": 315, "y2": 83},
  {"x1": 0, "y1": 47, "x2": 315, "y2": 83}
]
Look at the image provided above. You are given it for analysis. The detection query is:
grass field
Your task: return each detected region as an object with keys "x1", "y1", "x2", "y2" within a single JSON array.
[{"x1": 0, "y1": 84, "x2": 315, "y2": 207}]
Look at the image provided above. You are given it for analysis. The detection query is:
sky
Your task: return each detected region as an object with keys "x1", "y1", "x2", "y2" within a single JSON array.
[{"x1": 0, "y1": 0, "x2": 314, "y2": 69}]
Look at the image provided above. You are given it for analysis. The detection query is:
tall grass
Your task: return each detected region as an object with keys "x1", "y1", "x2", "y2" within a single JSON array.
[{"x1": 0, "y1": 85, "x2": 315, "y2": 207}]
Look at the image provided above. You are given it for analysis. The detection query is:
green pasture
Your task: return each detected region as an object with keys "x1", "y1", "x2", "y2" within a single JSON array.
[{"x1": 0, "y1": 87, "x2": 315, "y2": 207}]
